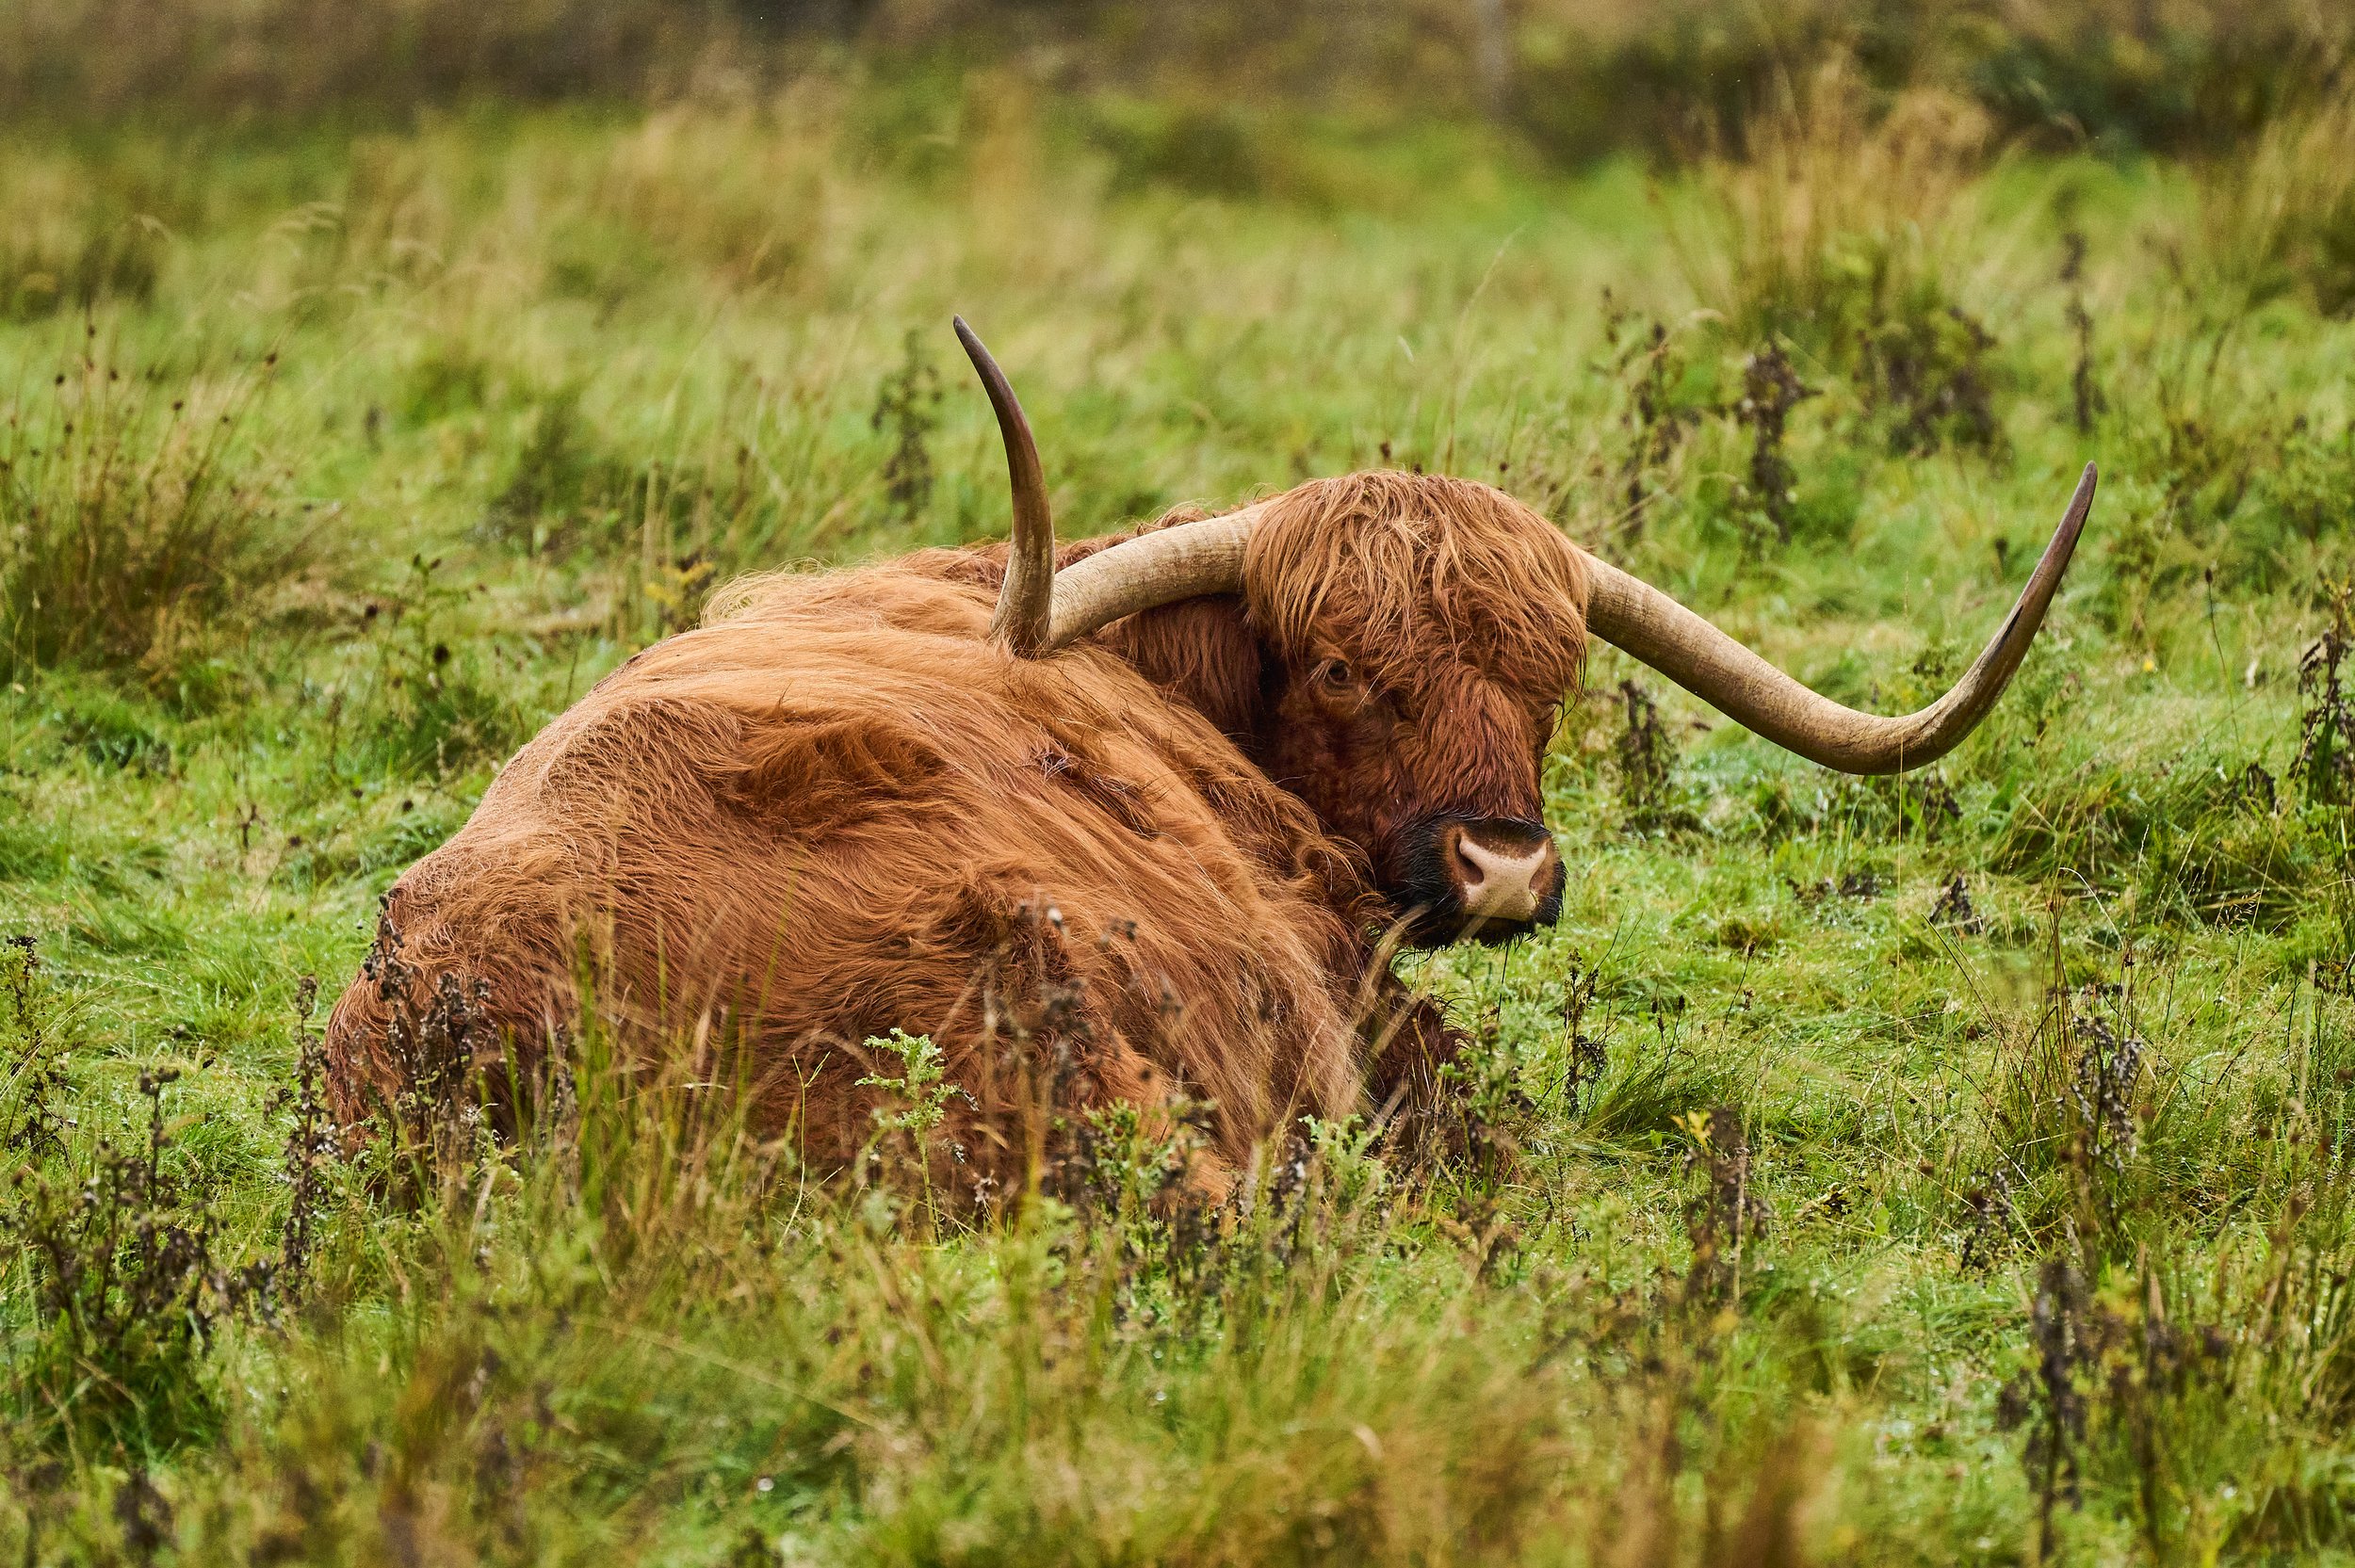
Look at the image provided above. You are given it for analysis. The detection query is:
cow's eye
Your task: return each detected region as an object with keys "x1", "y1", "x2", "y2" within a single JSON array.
[{"x1": 1320, "y1": 660, "x2": 1356, "y2": 692}]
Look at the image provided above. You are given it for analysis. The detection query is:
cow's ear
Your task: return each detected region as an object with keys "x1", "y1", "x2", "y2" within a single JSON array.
[{"x1": 1100, "y1": 593, "x2": 1264, "y2": 742}]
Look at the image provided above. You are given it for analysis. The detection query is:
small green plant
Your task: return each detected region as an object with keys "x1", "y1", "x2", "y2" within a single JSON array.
[
  {"x1": 1999, "y1": 1255, "x2": 2091, "y2": 1551},
  {"x1": 1860, "y1": 297, "x2": 2004, "y2": 457},
  {"x1": 268, "y1": 976, "x2": 334, "y2": 1301},
  {"x1": 2062, "y1": 228, "x2": 2105, "y2": 435},
  {"x1": 869, "y1": 328, "x2": 941, "y2": 525},
  {"x1": 1604, "y1": 300, "x2": 1700, "y2": 532},
  {"x1": 1928, "y1": 871, "x2": 1986, "y2": 933},
  {"x1": 2289, "y1": 589, "x2": 2355, "y2": 962},
  {"x1": 1679, "y1": 1104, "x2": 1765, "y2": 1312},
  {"x1": 856, "y1": 1028, "x2": 958, "y2": 1139},
  {"x1": 1613, "y1": 677, "x2": 1680, "y2": 832},
  {"x1": 1556, "y1": 960, "x2": 1608, "y2": 1118},
  {"x1": 857, "y1": 1028, "x2": 970, "y2": 1227},
  {"x1": 2294, "y1": 588, "x2": 2355, "y2": 809},
  {"x1": 1733, "y1": 342, "x2": 1813, "y2": 546},
  {"x1": 1437, "y1": 1021, "x2": 1537, "y2": 1196},
  {"x1": 1065, "y1": 1096, "x2": 1213, "y2": 1230},
  {"x1": 2, "y1": 935, "x2": 69, "y2": 1162}
]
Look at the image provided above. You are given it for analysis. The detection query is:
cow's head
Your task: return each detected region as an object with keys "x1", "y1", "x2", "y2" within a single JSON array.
[
  {"x1": 953, "y1": 319, "x2": 2098, "y2": 948},
  {"x1": 1228, "y1": 473, "x2": 1583, "y2": 945}
]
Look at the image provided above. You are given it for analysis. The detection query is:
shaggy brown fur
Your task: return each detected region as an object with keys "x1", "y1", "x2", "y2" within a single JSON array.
[{"x1": 324, "y1": 474, "x2": 1590, "y2": 1188}]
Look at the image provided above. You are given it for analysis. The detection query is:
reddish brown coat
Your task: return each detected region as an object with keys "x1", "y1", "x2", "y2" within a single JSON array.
[{"x1": 325, "y1": 474, "x2": 1590, "y2": 1187}]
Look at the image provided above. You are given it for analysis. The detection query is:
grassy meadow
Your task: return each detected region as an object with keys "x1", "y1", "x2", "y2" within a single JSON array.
[{"x1": 9, "y1": 59, "x2": 2355, "y2": 1565}]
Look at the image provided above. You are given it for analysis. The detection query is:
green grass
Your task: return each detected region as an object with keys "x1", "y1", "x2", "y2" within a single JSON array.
[{"x1": 7, "y1": 72, "x2": 2355, "y2": 1564}]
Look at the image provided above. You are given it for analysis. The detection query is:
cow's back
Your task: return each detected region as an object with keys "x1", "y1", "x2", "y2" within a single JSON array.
[{"x1": 323, "y1": 565, "x2": 1382, "y2": 1180}]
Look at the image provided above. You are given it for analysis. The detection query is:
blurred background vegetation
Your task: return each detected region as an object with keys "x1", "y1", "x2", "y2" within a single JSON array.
[{"x1": 6, "y1": 0, "x2": 2349, "y2": 161}]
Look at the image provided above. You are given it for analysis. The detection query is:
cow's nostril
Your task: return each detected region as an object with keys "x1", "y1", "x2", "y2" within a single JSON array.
[{"x1": 1450, "y1": 831, "x2": 1487, "y2": 891}]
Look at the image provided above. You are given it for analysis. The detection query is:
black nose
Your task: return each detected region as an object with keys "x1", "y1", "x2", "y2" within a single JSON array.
[{"x1": 1398, "y1": 816, "x2": 1565, "y2": 946}]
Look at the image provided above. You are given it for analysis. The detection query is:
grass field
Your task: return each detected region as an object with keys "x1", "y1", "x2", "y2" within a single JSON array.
[{"x1": 8, "y1": 63, "x2": 2355, "y2": 1564}]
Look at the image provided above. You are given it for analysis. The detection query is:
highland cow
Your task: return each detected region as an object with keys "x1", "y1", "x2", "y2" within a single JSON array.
[{"x1": 325, "y1": 320, "x2": 2097, "y2": 1191}]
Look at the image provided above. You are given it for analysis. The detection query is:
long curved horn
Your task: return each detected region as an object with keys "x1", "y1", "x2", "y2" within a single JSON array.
[
  {"x1": 1584, "y1": 463, "x2": 2097, "y2": 773},
  {"x1": 954, "y1": 317, "x2": 1054, "y2": 656},
  {"x1": 1042, "y1": 507, "x2": 1262, "y2": 648}
]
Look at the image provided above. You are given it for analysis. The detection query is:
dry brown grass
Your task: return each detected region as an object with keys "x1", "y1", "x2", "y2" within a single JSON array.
[
  {"x1": 1666, "y1": 58, "x2": 1996, "y2": 348},
  {"x1": 2184, "y1": 74, "x2": 2355, "y2": 320},
  {"x1": 0, "y1": 349, "x2": 299, "y2": 681}
]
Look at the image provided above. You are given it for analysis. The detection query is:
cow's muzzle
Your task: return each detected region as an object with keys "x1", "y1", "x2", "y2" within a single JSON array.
[{"x1": 1395, "y1": 816, "x2": 1565, "y2": 946}]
